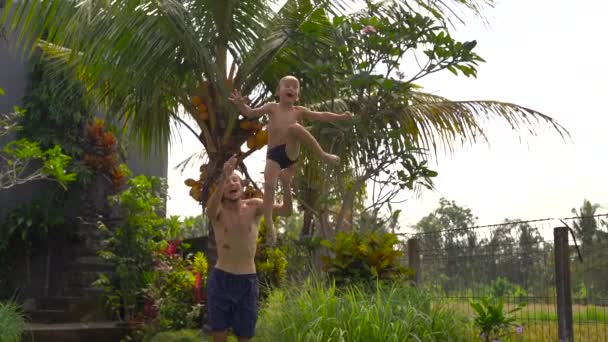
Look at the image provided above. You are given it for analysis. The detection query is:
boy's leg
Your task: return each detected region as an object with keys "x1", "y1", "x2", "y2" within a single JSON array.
[
  {"x1": 287, "y1": 123, "x2": 339, "y2": 164},
  {"x1": 263, "y1": 160, "x2": 281, "y2": 245}
]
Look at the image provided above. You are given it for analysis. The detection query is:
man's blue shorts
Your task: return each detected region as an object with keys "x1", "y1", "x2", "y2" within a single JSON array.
[{"x1": 207, "y1": 267, "x2": 259, "y2": 338}]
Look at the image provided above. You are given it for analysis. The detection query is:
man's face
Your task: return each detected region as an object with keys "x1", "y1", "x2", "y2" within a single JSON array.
[
  {"x1": 222, "y1": 172, "x2": 243, "y2": 201},
  {"x1": 278, "y1": 77, "x2": 300, "y2": 104}
]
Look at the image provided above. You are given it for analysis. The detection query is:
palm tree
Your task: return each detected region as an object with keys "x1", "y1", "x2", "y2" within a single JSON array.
[
  {"x1": 2, "y1": 0, "x2": 567, "y2": 268},
  {"x1": 571, "y1": 199, "x2": 607, "y2": 302}
]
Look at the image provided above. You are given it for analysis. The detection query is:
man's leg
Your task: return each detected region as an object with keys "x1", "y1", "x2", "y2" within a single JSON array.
[
  {"x1": 287, "y1": 123, "x2": 339, "y2": 164},
  {"x1": 212, "y1": 331, "x2": 229, "y2": 342},
  {"x1": 237, "y1": 337, "x2": 252, "y2": 342},
  {"x1": 233, "y1": 276, "x2": 259, "y2": 342},
  {"x1": 207, "y1": 269, "x2": 231, "y2": 342},
  {"x1": 263, "y1": 160, "x2": 281, "y2": 245}
]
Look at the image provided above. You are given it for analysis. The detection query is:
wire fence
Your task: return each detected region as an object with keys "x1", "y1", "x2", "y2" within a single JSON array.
[{"x1": 398, "y1": 215, "x2": 608, "y2": 341}]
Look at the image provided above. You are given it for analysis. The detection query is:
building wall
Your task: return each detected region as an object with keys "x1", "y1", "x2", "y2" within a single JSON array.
[{"x1": 0, "y1": 25, "x2": 168, "y2": 219}]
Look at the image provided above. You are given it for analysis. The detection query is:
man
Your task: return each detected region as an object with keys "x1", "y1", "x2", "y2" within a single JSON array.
[{"x1": 206, "y1": 155, "x2": 293, "y2": 342}]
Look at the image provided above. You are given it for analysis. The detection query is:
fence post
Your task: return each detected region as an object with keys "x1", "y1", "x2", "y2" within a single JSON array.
[
  {"x1": 554, "y1": 227, "x2": 574, "y2": 342},
  {"x1": 407, "y1": 238, "x2": 420, "y2": 286}
]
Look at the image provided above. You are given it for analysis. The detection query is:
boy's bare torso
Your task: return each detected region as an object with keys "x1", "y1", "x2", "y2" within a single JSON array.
[
  {"x1": 212, "y1": 198, "x2": 263, "y2": 274},
  {"x1": 265, "y1": 103, "x2": 304, "y2": 147}
]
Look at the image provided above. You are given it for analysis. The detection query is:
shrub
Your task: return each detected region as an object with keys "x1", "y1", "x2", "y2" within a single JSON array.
[
  {"x1": 470, "y1": 296, "x2": 525, "y2": 342},
  {"x1": 320, "y1": 231, "x2": 412, "y2": 285},
  {"x1": 0, "y1": 301, "x2": 27, "y2": 342},
  {"x1": 145, "y1": 241, "x2": 208, "y2": 331},
  {"x1": 256, "y1": 279, "x2": 469, "y2": 341},
  {"x1": 256, "y1": 218, "x2": 288, "y2": 297},
  {"x1": 95, "y1": 171, "x2": 168, "y2": 321}
]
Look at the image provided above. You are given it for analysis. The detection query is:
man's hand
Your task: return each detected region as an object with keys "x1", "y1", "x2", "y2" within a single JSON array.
[{"x1": 222, "y1": 154, "x2": 238, "y2": 177}]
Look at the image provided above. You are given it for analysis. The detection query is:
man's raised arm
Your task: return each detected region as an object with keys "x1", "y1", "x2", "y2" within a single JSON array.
[{"x1": 207, "y1": 155, "x2": 237, "y2": 219}]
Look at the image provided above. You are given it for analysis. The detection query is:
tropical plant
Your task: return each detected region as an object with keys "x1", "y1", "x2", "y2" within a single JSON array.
[
  {"x1": 256, "y1": 218, "x2": 289, "y2": 296},
  {"x1": 320, "y1": 230, "x2": 411, "y2": 285},
  {"x1": 2, "y1": 0, "x2": 568, "y2": 268},
  {"x1": 95, "y1": 170, "x2": 169, "y2": 321},
  {"x1": 181, "y1": 214, "x2": 209, "y2": 238},
  {"x1": 144, "y1": 240, "x2": 208, "y2": 331},
  {"x1": 1, "y1": 88, "x2": 76, "y2": 191},
  {"x1": 0, "y1": 301, "x2": 27, "y2": 342},
  {"x1": 470, "y1": 296, "x2": 525, "y2": 342}
]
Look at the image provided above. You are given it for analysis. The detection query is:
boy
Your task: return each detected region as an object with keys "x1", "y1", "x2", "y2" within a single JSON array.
[
  {"x1": 229, "y1": 75, "x2": 352, "y2": 243},
  {"x1": 206, "y1": 155, "x2": 293, "y2": 342}
]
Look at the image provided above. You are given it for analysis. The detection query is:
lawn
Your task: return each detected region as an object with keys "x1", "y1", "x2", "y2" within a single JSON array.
[{"x1": 447, "y1": 300, "x2": 608, "y2": 341}]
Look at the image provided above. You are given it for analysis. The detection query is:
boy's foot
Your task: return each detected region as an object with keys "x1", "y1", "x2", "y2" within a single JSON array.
[
  {"x1": 266, "y1": 231, "x2": 277, "y2": 246},
  {"x1": 323, "y1": 153, "x2": 340, "y2": 165}
]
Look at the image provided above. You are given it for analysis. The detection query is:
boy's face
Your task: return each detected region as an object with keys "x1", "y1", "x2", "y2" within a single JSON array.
[
  {"x1": 222, "y1": 172, "x2": 244, "y2": 201},
  {"x1": 278, "y1": 77, "x2": 300, "y2": 104}
]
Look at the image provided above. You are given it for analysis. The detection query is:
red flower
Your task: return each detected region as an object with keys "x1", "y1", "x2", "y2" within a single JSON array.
[
  {"x1": 163, "y1": 239, "x2": 182, "y2": 256},
  {"x1": 194, "y1": 272, "x2": 203, "y2": 304}
]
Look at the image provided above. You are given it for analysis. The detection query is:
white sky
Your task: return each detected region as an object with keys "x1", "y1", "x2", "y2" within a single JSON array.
[{"x1": 166, "y1": 0, "x2": 608, "y2": 232}]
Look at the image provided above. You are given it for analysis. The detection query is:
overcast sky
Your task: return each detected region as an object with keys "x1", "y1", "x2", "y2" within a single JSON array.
[{"x1": 165, "y1": 0, "x2": 608, "y2": 232}]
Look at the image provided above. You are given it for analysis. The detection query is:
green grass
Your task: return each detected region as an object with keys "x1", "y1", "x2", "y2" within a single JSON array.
[
  {"x1": 254, "y1": 279, "x2": 469, "y2": 341},
  {"x1": 157, "y1": 296, "x2": 608, "y2": 342},
  {"x1": 0, "y1": 301, "x2": 27, "y2": 342},
  {"x1": 449, "y1": 301, "x2": 608, "y2": 323}
]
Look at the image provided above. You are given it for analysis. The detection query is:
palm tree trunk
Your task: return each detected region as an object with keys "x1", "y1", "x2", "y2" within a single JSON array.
[{"x1": 300, "y1": 208, "x2": 315, "y2": 238}]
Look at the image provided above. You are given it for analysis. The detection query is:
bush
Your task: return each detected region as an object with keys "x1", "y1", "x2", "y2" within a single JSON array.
[
  {"x1": 470, "y1": 296, "x2": 525, "y2": 342},
  {"x1": 256, "y1": 218, "x2": 288, "y2": 297},
  {"x1": 256, "y1": 279, "x2": 469, "y2": 341},
  {"x1": 0, "y1": 301, "x2": 27, "y2": 342},
  {"x1": 144, "y1": 241, "x2": 208, "y2": 331},
  {"x1": 95, "y1": 172, "x2": 168, "y2": 321},
  {"x1": 320, "y1": 231, "x2": 412, "y2": 286}
]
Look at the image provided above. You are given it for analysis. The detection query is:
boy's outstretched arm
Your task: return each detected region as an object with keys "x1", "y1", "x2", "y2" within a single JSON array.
[
  {"x1": 301, "y1": 107, "x2": 353, "y2": 122},
  {"x1": 229, "y1": 89, "x2": 273, "y2": 118}
]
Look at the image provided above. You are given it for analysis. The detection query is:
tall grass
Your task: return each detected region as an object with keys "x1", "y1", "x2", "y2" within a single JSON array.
[
  {"x1": 0, "y1": 301, "x2": 27, "y2": 342},
  {"x1": 256, "y1": 279, "x2": 470, "y2": 341}
]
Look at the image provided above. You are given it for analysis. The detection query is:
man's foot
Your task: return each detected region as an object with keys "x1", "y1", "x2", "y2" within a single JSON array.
[{"x1": 323, "y1": 153, "x2": 340, "y2": 165}]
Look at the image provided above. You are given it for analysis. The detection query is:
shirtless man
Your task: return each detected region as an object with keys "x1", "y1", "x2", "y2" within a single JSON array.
[
  {"x1": 229, "y1": 75, "x2": 352, "y2": 244},
  {"x1": 206, "y1": 155, "x2": 293, "y2": 342}
]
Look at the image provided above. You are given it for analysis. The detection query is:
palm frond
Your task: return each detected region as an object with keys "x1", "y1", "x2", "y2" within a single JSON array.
[
  {"x1": 235, "y1": 0, "x2": 336, "y2": 99},
  {"x1": 2, "y1": 0, "x2": 222, "y2": 155},
  {"x1": 174, "y1": 150, "x2": 209, "y2": 174},
  {"x1": 403, "y1": 91, "x2": 569, "y2": 154}
]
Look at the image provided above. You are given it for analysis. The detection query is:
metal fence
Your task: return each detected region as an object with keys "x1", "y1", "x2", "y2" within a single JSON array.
[{"x1": 400, "y1": 215, "x2": 608, "y2": 341}]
